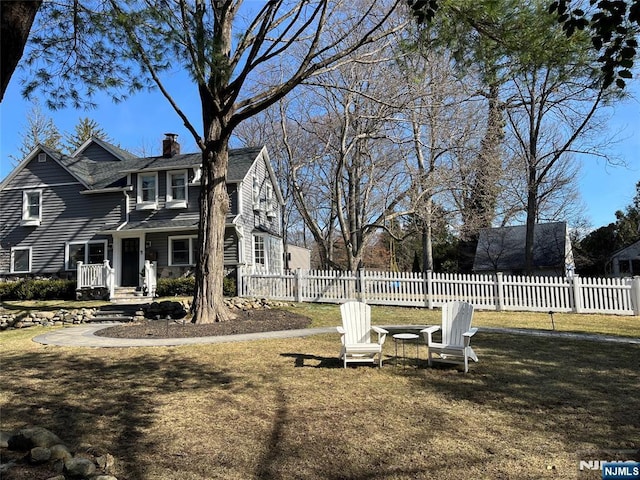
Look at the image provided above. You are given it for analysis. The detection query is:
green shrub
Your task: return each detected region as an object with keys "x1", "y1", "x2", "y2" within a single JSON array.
[
  {"x1": 155, "y1": 276, "x2": 237, "y2": 297},
  {"x1": 0, "y1": 279, "x2": 76, "y2": 300},
  {"x1": 156, "y1": 277, "x2": 195, "y2": 297},
  {"x1": 223, "y1": 276, "x2": 237, "y2": 297}
]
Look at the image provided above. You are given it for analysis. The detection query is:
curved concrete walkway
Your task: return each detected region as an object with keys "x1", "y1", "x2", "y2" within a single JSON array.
[
  {"x1": 32, "y1": 323, "x2": 640, "y2": 348},
  {"x1": 33, "y1": 323, "x2": 337, "y2": 348}
]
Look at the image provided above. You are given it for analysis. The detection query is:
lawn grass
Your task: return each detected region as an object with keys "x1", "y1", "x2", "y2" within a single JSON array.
[
  {"x1": 1, "y1": 305, "x2": 639, "y2": 480},
  {"x1": 288, "y1": 303, "x2": 640, "y2": 338}
]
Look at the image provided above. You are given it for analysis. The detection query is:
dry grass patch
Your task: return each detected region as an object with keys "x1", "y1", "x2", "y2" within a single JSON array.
[
  {"x1": 287, "y1": 303, "x2": 640, "y2": 337},
  {"x1": 1, "y1": 324, "x2": 638, "y2": 480}
]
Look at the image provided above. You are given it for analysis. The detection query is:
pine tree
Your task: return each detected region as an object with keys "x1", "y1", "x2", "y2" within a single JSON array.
[{"x1": 63, "y1": 117, "x2": 111, "y2": 153}]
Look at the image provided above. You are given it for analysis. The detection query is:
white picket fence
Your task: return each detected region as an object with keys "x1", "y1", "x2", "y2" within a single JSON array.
[{"x1": 238, "y1": 268, "x2": 640, "y2": 316}]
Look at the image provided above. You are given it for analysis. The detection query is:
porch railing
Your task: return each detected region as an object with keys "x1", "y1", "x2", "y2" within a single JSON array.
[{"x1": 77, "y1": 260, "x2": 115, "y2": 299}]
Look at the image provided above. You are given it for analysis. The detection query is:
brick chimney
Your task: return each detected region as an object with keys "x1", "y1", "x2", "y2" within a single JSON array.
[{"x1": 162, "y1": 133, "x2": 180, "y2": 157}]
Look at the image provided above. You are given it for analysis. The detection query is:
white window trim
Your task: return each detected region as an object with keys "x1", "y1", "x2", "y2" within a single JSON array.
[
  {"x1": 136, "y1": 172, "x2": 158, "y2": 210},
  {"x1": 166, "y1": 170, "x2": 188, "y2": 209},
  {"x1": 253, "y1": 234, "x2": 267, "y2": 268},
  {"x1": 21, "y1": 189, "x2": 42, "y2": 226},
  {"x1": 10, "y1": 247, "x2": 32, "y2": 273},
  {"x1": 65, "y1": 240, "x2": 108, "y2": 270},
  {"x1": 168, "y1": 235, "x2": 198, "y2": 266}
]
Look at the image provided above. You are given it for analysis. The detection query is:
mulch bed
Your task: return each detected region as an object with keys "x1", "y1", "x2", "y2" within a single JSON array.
[{"x1": 94, "y1": 308, "x2": 312, "y2": 339}]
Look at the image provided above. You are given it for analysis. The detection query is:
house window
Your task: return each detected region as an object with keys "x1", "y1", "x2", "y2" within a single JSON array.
[
  {"x1": 252, "y1": 235, "x2": 282, "y2": 273},
  {"x1": 11, "y1": 247, "x2": 31, "y2": 273},
  {"x1": 169, "y1": 235, "x2": 198, "y2": 266},
  {"x1": 21, "y1": 190, "x2": 42, "y2": 226},
  {"x1": 137, "y1": 172, "x2": 158, "y2": 209},
  {"x1": 166, "y1": 170, "x2": 188, "y2": 208},
  {"x1": 254, "y1": 235, "x2": 266, "y2": 266},
  {"x1": 66, "y1": 241, "x2": 107, "y2": 269}
]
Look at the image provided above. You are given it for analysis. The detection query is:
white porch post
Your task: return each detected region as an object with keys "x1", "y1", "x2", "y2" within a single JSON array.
[
  {"x1": 112, "y1": 233, "x2": 122, "y2": 287},
  {"x1": 77, "y1": 261, "x2": 84, "y2": 290},
  {"x1": 104, "y1": 260, "x2": 115, "y2": 299}
]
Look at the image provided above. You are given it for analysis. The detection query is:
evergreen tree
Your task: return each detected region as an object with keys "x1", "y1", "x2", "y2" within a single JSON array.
[{"x1": 63, "y1": 117, "x2": 111, "y2": 153}]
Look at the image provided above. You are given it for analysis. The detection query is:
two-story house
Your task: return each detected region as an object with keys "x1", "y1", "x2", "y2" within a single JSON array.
[{"x1": 0, "y1": 134, "x2": 284, "y2": 298}]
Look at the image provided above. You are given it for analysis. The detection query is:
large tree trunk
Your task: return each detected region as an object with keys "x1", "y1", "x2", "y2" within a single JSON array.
[
  {"x1": 524, "y1": 167, "x2": 538, "y2": 274},
  {"x1": 192, "y1": 141, "x2": 236, "y2": 323},
  {"x1": 0, "y1": 0, "x2": 41, "y2": 101}
]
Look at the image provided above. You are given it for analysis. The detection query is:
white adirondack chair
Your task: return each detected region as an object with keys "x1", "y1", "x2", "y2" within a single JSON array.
[
  {"x1": 421, "y1": 301, "x2": 478, "y2": 373},
  {"x1": 337, "y1": 301, "x2": 388, "y2": 368}
]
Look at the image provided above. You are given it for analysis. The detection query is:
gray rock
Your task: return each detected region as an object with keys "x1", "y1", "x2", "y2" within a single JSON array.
[
  {"x1": 8, "y1": 426, "x2": 63, "y2": 450},
  {"x1": 96, "y1": 453, "x2": 115, "y2": 472},
  {"x1": 64, "y1": 457, "x2": 96, "y2": 477},
  {"x1": 0, "y1": 430, "x2": 13, "y2": 448},
  {"x1": 45, "y1": 475, "x2": 66, "y2": 480},
  {"x1": 30, "y1": 446, "x2": 52, "y2": 464},
  {"x1": 50, "y1": 443, "x2": 72, "y2": 461},
  {"x1": 92, "y1": 476, "x2": 118, "y2": 480}
]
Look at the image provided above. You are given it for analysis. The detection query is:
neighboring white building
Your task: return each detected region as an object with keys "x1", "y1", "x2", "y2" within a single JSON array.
[
  {"x1": 608, "y1": 240, "x2": 640, "y2": 277},
  {"x1": 285, "y1": 244, "x2": 311, "y2": 271}
]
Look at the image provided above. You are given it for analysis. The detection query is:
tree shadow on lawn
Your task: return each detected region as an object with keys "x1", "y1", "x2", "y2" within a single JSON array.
[
  {"x1": 0, "y1": 348, "x2": 236, "y2": 479},
  {"x1": 280, "y1": 352, "x2": 343, "y2": 368},
  {"x1": 407, "y1": 332, "x2": 640, "y2": 450}
]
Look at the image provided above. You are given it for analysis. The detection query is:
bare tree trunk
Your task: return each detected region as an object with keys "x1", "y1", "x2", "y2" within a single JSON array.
[
  {"x1": 192, "y1": 140, "x2": 236, "y2": 323},
  {"x1": 1, "y1": 0, "x2": 41, "y2": 101},
  {"x1": 524, "y1": 167, "x2": 538, "y2": 274},
  {"x1": 423, "y1": 198, "x2": 434, "y2": 272}
]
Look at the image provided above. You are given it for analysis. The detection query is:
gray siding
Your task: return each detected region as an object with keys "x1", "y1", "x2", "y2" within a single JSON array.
[
  {"x1": 224, "y1": 228, "x2": 238, "y2": 264},
  {"x1": 227, "y1": 183, "x2": 238, "y2": 218},
  {"x1": 237, "y1": 154, "x2": 282, "y2": 266},
  {"x1": 128, "y1": 170, "x2": 200, "y2": 224},
  {"x1": 81, "y1": 143, "x2": 120, "y2": 162},
  {"x1": 10, "y1": 154, "x2": 82, "y2": 187},
  {"x1": 1, "y1": 144, "x2": 279, "y2": 277},
  {"x1": 0, "y1": 182, "x2": 123, "y2": 275},
  {"x1": 143, "y1": 228, "x2": 238, "y2": 267}
]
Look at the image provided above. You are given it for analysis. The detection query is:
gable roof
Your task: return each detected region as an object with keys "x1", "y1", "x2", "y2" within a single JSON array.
[
  {"x1": 1, "y1": 139, "x2": 267, "y2": 192},
  {"x1": 72, "y1": 136, "x2": 137, "y2": 161},
  {"x1": 609, "y1": 239, "x2": 640, "y2": 260},
  {"x1": 0, "y1": 144, "x2": 91, "y2": 191},
  {"x1": 473, "y1": 222, "x2": 570, "y2": 272}
]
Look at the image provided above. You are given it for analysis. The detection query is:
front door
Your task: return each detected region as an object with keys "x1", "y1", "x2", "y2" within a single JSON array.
[{"x1": 121, "y1": 238, "x2": 140, "y2": 287}]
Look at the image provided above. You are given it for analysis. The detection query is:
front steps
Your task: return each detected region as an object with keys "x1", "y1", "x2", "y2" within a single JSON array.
[
  {"x1": 91, "y1": 304, "x2": 141, "y2": 323},
  {"x1": 110, "y1": 287, "x2": 154, "y2": 304}
]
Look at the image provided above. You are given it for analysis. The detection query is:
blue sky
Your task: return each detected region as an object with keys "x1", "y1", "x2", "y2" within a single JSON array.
[{"x1": 1, "y1": 71, "x2": 638, "y2": 232}]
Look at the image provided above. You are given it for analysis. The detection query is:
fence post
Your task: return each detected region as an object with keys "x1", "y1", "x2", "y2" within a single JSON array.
[
  {"x1": 295, "y1": 268, "x2": 302, "y2": 303},
  {"x1": 357, "y1": 269, "x2": 366, "y2": 303},
  {"x1": 495, "y1": 272, "x2": 504, "y2": 312},
  {"x1": 631, "y1": 276, "x2": 640, "y2": 316},
  {"x1": 424, "y1": 270, "x2": 433, "y2": 309},
  {"x1": 572, "y1": 275, "x2": 583, "y2": 313}
]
